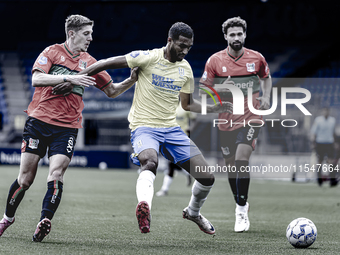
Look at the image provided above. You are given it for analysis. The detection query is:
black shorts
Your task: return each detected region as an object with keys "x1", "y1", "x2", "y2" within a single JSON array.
[
  {"x1": 21, "y1": 116, "x2": 78, "y2": 159},
  {"x1": 315, "y1": 143, "x2": 334, "y2": 160},
  {"x1": 219, "y1": 126, "x2": 261, "y2": 159}
]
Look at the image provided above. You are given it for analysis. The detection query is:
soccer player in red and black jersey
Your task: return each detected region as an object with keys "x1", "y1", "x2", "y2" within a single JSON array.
[
  {"x1": 199, "y1": 17, "x2": 272, "y2": 232},
  {"x1": 0, "y1": 15, "x2": 138, "y2": 242}
]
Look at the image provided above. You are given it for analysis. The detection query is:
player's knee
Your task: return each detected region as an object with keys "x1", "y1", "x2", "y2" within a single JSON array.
[
  {"x1": 18, "y1": 177, "x2": 33, "y2": 190},
  {"x1": 48, "y1": 169, "x2": 64, "y2": 182},
  {"x1": 197, "y1": 173, "x2": 215, "y2": 186},
  {"x1": 141, "y1": 159, "x2": 158, "y2": 173}
]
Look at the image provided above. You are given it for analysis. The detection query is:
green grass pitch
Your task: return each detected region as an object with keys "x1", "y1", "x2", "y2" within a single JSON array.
[{"x1": 0, "y1": 165, "x2": 339, "y2": 254}]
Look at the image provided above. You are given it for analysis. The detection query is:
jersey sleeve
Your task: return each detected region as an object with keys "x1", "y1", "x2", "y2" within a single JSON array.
[
  {"x1": 258, "y1": 54, "x2": 270, "y2": 78},
  {"x1": 93, "y1": 71, "x2": 112, "y2": 91},
  {"x1": 199, "y1": 56, "x2": 217, "y2": 87},
  {"x1": 32, "y1": 46, "x2": 54, "y2": 74},
  {"x1": 88, "y1": 57, "x2": 113, "y2": 91},
  {"x1": 125, "y1": 50, "x2": 152, "y2": 69}
]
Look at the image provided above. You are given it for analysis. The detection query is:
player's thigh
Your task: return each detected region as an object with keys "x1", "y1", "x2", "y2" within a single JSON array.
[
  {"x1": 235, "y1": 143, "x2": 253, "y2": 161},
  {"x1": 17, "y1": 152, "x2": 41, "y2": 188},
  {"x1": 219, "y1": 129, "x2": 238, "y2": 161},
  {"x1": 161, "y1": 127, "x2": 201, "y2": 164},
  {"x1": 47, "y1": 126, "x2": 77, "y2": 182},
  {"x1": 315, "y1": 144, "x2": 326, "y2": 162},
  {"x1": 47, "y1": 154, "x2": 71, "y2": 182},
  {"x1": 130, "y1": 127, "x2": 161, "y2": 168},
  {"x1": 325, "y1": 144, "x2": 335, "y2": 161},
  {"x1": 21, "y1": 116, "x2": 49, "y2": 158},
  {"x1": 48, "y1": 127, "x2": 78, "y2": 160},
  {"x1": 234, "y1": 126, "x2": 261, "y2": 161}
]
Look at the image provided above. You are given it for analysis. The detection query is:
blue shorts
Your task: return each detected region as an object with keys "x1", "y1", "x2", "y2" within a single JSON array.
[
  {"x1": 130, "y1": 126, "x2": 201, "y2": 166},
  {"x1": 21, "y1": 116, "x2": 78, "y2": 159}
]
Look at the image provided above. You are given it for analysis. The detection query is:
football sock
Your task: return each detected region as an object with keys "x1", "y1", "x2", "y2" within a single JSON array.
[
  {"x1": 41, "y1": 180, "x2": 63, "y2": 221},
  {"x1": 3, "y1": 214, "x2": 14, "y2": 223},
  {"x1": 188, "y1": 181, "x2": 213, "y2": 217},
  {"x1": 227, "y1": 168, "x2": 238, "y2": 204},
  {"x1": 5, "y1": 179, "x2": 26, "y2": 218},
  {"x1": 136, "y1": 170, "x2": 156, "y2": 209},
  {"x1": 160, "y1": 174, "x2": 173, "y2": 192},
  {"x1": 235, "y1": 160, "x2": 250, "y2": 206}
]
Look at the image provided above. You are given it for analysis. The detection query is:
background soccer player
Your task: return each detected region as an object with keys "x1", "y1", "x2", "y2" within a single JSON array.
[
  {"x1": 310, "y1": 107, "x2": 337, "y2": 186},
  {"x1": 77, "y1": 22, "x2": 232, "y2": 235},
  {"x1": 0, "y1": 14, "x2": 138, "y2": 242},
  {"x1": 199, "y1": 16, "x2": 272, "y2": 232}
]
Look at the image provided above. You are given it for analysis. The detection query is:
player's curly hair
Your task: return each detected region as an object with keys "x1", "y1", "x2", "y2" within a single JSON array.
[
  {"x1": 168, "y1": 22, "x2": 194, "y2": 41},
  {"x1": 222, "y1": 17, "x2": 247, "y2": 35},
  {"x1": 65, "y1": 15, "x2": 94, "y2": 38}
]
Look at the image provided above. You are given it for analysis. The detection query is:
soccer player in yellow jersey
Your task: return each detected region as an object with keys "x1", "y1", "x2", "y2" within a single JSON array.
[{"x1": 79, "y1": 22, "x2": 232, "y2": 235}]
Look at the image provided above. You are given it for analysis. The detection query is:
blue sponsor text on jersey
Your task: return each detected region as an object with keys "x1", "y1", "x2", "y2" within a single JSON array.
[{"x1": 152, "y1": 74, "x2": 181, "y2": 91}]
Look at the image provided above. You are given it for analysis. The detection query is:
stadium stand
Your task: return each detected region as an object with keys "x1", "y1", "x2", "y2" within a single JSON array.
[{"x1": 0, "y1": 1, "x2": 338, "y2": 160}]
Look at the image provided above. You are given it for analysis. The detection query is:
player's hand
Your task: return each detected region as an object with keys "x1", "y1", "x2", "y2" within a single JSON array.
[
  {"x1": 209, "y1": 101, "x2": 233, "y2": 113},
  {"x1": 130, "y1": 67, "x2": 139, "y2": 83},
  {"x1": 52, "y1": 82, "x2": 74, "y2": 96},
  {"x1": 256, "y1": 96, "x2": 270, "y2": 110},
  {"x1": 218, "y1": 76, "x2": 234, "y2": 93},
  {"x1": 67, "y1": 74, "x2": 96, "y2": 87},
  {"x1": 221, "y1": 101, "x2": 233, "y2": 113}
]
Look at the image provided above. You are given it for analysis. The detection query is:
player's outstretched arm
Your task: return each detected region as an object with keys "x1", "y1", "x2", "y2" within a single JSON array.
[
  {"x1": 199, "y1": 76, "x2": 234, "y2": 97},
  {"x1": 53, "y1": 56, "x2": 130, "y2": 95},
  {"x1": 180, "y1": 92, "x2": 232, "y2": 114},
  {"x1": 103, "y1": 67, "x2": 139, "y2": 98},
  {"x1": 32, "y1": 71, "x2": 96, "y2": 88},
  {"x1": 78, "y1": 56, "x2": 129, "y2": 76}
]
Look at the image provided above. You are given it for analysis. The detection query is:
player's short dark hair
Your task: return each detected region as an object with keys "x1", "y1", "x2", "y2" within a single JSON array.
[
  {"x1": 168, "y1": 22, "x2": 194, "y2": 41},
  {"x1": 222, "y1": 16, "x2": 247, "y2": 35},
  {"x1": 65, "y1": 15, "x2": 94, "y2": 38}
]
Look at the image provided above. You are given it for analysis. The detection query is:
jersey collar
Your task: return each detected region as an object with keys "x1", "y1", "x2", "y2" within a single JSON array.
[
  {"x1": 63, "y1": 42, "x2": 81, "y2": 59},
  {"x1": 226, "y1": 47, "x2": 244, "y2": 62}
]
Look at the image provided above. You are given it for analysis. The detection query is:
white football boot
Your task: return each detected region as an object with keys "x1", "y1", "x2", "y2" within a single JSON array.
[{"x1": 234, "y1": 202, "x2": 250, "y2": 232}]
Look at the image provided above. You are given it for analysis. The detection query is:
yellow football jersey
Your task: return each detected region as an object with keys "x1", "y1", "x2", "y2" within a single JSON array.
[{"x1": 125, "y1": 48, "x2": 194, "y2": 131}]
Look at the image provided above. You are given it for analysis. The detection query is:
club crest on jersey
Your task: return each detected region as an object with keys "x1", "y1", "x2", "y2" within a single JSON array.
[
  {"x1": 79, "y1": 60, "x2": 87, "y2": 70},
  {"x1": 178, "y1": 67, "x2": 185, "y2": 77},
  {"x1": 38, "y1": 56, "x2": 47, "y2": 65},
  {"x1": 246, "y1": 63, "x2": 255, "y2": 72},
  {"x1": 61, "y1": 56, "x2": 65, "y2": 62},
  {"x1": 222, "y1": 66, "x2": 227, "y2": 72}
]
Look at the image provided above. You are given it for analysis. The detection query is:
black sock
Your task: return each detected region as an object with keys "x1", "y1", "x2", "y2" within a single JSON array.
[
  {"x1": 228, "y1": 168, "x2": 238, "y2": 203},
  {"x1": 41, "y1": 180, "x2": 63, "y2": 221},
  {"x1": 235, "y1": 160, "x2": 250, "y2": 206},
  {"x1": 5, "y1": 179, "x2": 26, "y2": 218}
]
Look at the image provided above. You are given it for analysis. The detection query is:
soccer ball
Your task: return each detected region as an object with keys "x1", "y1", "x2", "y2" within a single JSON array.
[{"x1": 286, "y1": 217, "x2": 317, "y2": 248}]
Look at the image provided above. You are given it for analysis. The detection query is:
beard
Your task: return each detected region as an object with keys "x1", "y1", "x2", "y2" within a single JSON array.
[
  {"x1": 169, "y1": 45, "x2": 183, "y2": 62},
  {"x1": 229, "y1": 41, "x2": 243, "y2": 52}
]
